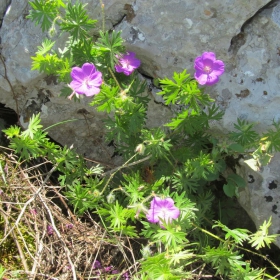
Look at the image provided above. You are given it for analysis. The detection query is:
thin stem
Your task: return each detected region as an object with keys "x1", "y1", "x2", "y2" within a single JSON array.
[
  {"x1": 99, "y1": 0, "x2": 105, "y2": 33},
  {"x1": 100, "y1": 154, "x2": 152, "y2": 195},
  {"x1": 108, "y1": 67, "x2": 123, "y2": 90},
  {"x1": 101, "y1": 155, "x2": 151, "y2": 178}
]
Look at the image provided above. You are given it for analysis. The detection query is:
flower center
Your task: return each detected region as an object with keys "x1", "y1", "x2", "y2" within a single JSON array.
[
  {"x1": 159, "y1": 208, "x2": 168, "y2": 220},
  {"x1": 122, "y1": 60, "x2": 129, "y2": 68},
  {"x1": 83, "y1": 77, "x2": 92, "y2": 88},
  {"x1": 204, "y1": 65, "x2": 212, "y2": 73}
]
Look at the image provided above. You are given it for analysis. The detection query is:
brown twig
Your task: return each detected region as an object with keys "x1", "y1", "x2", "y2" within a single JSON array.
[{"x1": 0, "y1": 54, "x2": 20, "y2": 123}]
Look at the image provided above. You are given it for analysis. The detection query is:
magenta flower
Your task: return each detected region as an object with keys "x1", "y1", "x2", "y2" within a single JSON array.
[
  {"x1": 70, "y1": 63, "x2": 102, "y2": 97},
  {"x1": 194, "y1": 52, "x2": 225, "y2": 86},
  {"x1": 146, "y1": 197, "x2": 180, "y2": 228},
  {"x1": 92, "y1": 260, "x2": 102, "y2": 269},
  {"x1": 47, "y1": 225, "x2": 54, "y2": 235},
  {"x1": 115, "y1": 52, "x2": 141, "y2": 76}
]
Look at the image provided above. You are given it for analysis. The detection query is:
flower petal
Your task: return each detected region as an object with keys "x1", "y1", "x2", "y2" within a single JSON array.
[
  {"x1": 205, "y1": 74, "x2": 220, "y2": 86},
  {"x1": 82, "y1": 63, "x2": 96, "y2": 76},
  {"x1": 71, "y1": 67, "x2": 86, "y2": 82},
  {"x1": 194, "y1": 57, "x2": 205, "y2": 71},
  {"x1": 194, "y1": 72, "x2": 208, "y2": 85},
  {"x1": 212, "y1": 60, "x2": 225, "y2": 76},
  {"x1": 84, "y1": 86, "x2": 101, "y2": 96},
  {"x1": 201, "y1": 52, "x2": 216, "y2": 61}
]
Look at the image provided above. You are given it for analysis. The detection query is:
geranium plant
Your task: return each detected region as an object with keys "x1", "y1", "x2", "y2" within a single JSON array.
[{"x1": 2, "y1": 0, "x2": 280, "y2": 279}]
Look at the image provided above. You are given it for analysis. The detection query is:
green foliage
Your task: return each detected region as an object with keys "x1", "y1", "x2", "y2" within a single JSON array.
[
  {"x1": 261, "y1": 120, "x2": 280, "y2": 153},
  {"x1": 140, "y1": 253, "x2": 183, "y2": 280},
  {"x1": 64, "y1": 179, "x2": 101, "y2": 214},
  {"x1": 158, "y1": 70, "x2": 213, "y2": 111},
  {"x1": 96, "y1": 30, "x2": 125, "y2": 69},
  {"x1": 204, "y1": 244, "x2": 246, "y2": 276},
  {"x1": 27, "y1": 0, "x2": 65, "y2": 32},
  {"x1": 60, "y1": 2, "x2": 97, "y2": 42},
  {"x1": 249, "y1": 217, "x2": 279, "y2": 250},
  {"x1": 165, "y1": 104, "x2": 223, "y2": 134},
  {"x1": 15, "y1": 1, "x2": 280, "y2": 278},
  {"x1": 0, "y1": 264, "x2": 6, "y2": 279},
  {"x1": 223, "y1": 173, "x2": 247, "y2": 198},
  {"x1": 97, "y1": 201, "x2": 138, "y2": 237},
  {"x1": 230, "y1": 118, "x2": 259, "y2": 148},
  {"x1": 213, "y1": 221, "x2": 250, "y2": 245}
]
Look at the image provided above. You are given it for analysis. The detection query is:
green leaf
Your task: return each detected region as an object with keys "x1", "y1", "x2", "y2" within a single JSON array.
[
  {"x1": 228, "y1": 143, "x2": 245, "y2": 153},
  {"x1": 213, "y1": 221, "x2": 250, "y2": 245},
  {"x1": 60, "y1": 2, "x2": 97, "y2": 42},
  {"x1": 36, "y1": 38, "x2": 55, "y2": 55},
  {"x1": 223, "y1": 182, "x2": 236, "y2": 198},
  {"x1": 252, "y1": 146, "x2": 272, "y2": 166},
  {"x1": 90, "y1": 84, "x2": 119, "y2": 113},
  {"x1": 261, "y1": 121, "x2": 280, "y2": 153},
  {"x1": 227, "y1": 173, "x2": 247, "y2": 189},
  {"x1": 249, "y1": 217, "x2": 279, "y2": 250},
  {"x1": 96, "y1": 30, "x2": 125, "y2": 69},
  {"x1": 21, "y1": 113, "x2": 43, "y2": 139},
  {"x1": 28, "y1": 0, "x2": 63, "y2": 32},
  {"x1": 3, "y1": 125, "x2": 21, "y2": 138},
  {"x1": 230, "y1": 118, "x2": 259, "y2": 148}
]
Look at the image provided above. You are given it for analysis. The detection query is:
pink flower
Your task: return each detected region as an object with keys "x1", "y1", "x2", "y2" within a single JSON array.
[
  {"x1": 70, "y1": 63, "x2": 102, "y2": 97},
  {"x1": 194, "y1": 52, "x2": 225, "y2": 86},
  {"x1": 115, "y1": 52, "x2": 141, "y2": 76},
  {"x1": 92, "y1": 260, "x2": 102, "y2": 269},
  {"x1": 47, "y1": 225, "x2": 54, "y2": 235},
  {"x1": 146, "y1": 197, "x2": 180, "y2": 228}
]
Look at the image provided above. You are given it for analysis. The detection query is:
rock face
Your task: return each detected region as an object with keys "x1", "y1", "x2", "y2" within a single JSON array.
[
  {"x1": 238, "y1": 155, "x2": 280, "y2": 246},
  {"x1": 1, "y1": 0, "x2": 280, "y2": 245}
]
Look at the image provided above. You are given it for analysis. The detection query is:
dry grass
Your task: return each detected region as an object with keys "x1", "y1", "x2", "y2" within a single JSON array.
[{"x1": 0, "y1": 147, "x2": 139, "y2": 280}]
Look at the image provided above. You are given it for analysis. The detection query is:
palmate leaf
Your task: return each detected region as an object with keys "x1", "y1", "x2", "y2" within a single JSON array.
[
  {"x1": 31, "y1": 53, "x2": 64, "y2": 74},
  {"x1": 158, "y1": 70, "x2": 214, "y2": 112},
  {"x1": 141, "y1": 253, "x2": 182, "y2": 280},
  {"x1": 3, "y1": 125, "x2": 21, "y2": 138},
  {"x1": 165, "y1": 109, "x2": 219, "y2": 135},
  {"x1": 158, "y1": 70, "x2": 192, "y2": 105},
  {"x1": 153, "y1": 226, "x2": 187, "y2": 250},
  {"x1": 213, "y1": 221, "x2": 250, "y2": 245},
  {"x1": 9, "y1": 137, "x2": 41, "y2": 159},
  {"x1": 60, "y1": 2, "x2": 97, "y2": 42},
  {"x1": 28, "y1": 0, "x2": 64, "y2": 32},
  {"x1": 90, "y1": 84, "x2": 119, "y2": 113},
  {"x1": 36, "y1": 38, "x2": 55, "y2": 55},
  {"x1": 249, "y1": 217, "x2": 279, "y2": 250},
  {"x1": 204, "y1": 245, "x2": 245, "y2": 276},
  {"x1": 229, "y1": 118, "x2": 259, "y2": 147},
  {"x1": 96, "y1": 30, "x2": 125, "y2": 69},
  {"x1": 180, "y1": 81, "x2": 213, "y2": 112},
  {"x1": 21, "y1": 113, "x2": 43, "y2": 139},
  {"x1": 261, "y1": 120, "x2": 280, "y2": 153}
]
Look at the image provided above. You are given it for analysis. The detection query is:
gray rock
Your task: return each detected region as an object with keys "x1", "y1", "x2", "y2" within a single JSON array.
[{"x1": 238, "y1": 155, "x2": 280, "y2": 247}]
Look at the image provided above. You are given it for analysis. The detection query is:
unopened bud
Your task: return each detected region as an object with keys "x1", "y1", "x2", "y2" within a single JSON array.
[
  {"x1": 135, "y1": 143, "x2": 145, "y2": 155},
  {"x1": 93, "y1": 190, "x2": 101, "y2": 198},
  {"x1": 141, "y1": 245, "x2": 151, "y2": 259},
  {"x1": 106, "y1": 193, "x2": 115, "y2": 203}
]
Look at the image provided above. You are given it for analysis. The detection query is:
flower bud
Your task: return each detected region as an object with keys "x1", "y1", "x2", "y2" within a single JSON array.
[
  {"x1": 135, "y1": 143, "x2": 145, "y2": 155},
  {"x1": 106, "y1": 193, "x2": 116, "y2": 204},
  {"x1": 93, "y1": 190, "x2": 101, "y2": 198},
  {"x1": 141, "y1": 245, "x2": 151, "y2": 258}
]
